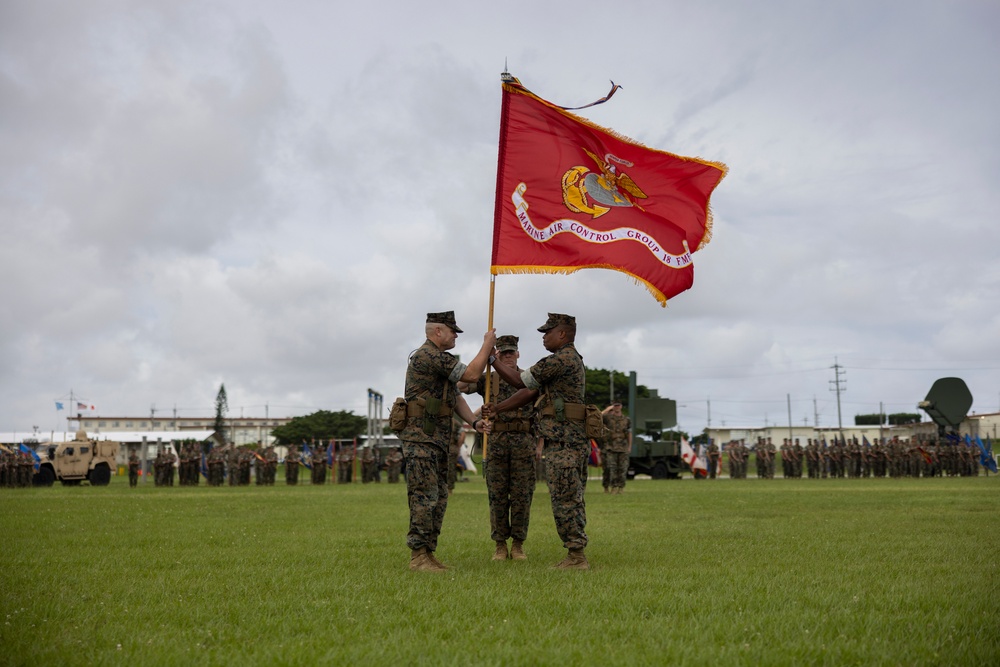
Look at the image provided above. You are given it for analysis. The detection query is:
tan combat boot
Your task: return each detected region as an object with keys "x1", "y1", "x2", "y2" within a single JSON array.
[
  {"x1": 553, "y1": 548, "x2": 589, "y2": 570},
  {"x1": 427, "y1": 551, "x2": 449, "y2": 570},
  {"x1": 492, "y1": 541, "x2": 509, "y2": 561},
  {"x1": 510, "y1": 540, "x2": 527, "y2": 561},
  {"x1": 410, "y1": 547, "x2": 445, "y2": 572}
]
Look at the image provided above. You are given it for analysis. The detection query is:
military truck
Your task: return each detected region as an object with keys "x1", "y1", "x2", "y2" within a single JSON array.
[
  {"x1": 627, "y1": 392, "x2": 684, "y2": 479},
  {"x1": 32, "y1": 429, "x2": 119, "y2": 486},
  {"x1": 628, "y1": 436, "x2": 684, "y2": 479}
]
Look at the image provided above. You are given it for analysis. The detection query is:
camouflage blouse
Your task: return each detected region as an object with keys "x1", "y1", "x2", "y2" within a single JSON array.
[
  {"x1": 602, "y1": 413, "x2": 631, "y2": 452},
  {"x1": 522, "y1": 342, "x2": 586, "y2": 443},
  {"x1": 401, "y1": 339, "x2": 467, "y2": 449}
]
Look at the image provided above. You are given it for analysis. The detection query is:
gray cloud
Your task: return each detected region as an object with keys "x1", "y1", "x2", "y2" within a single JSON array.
[{"x1": 2, "y1": 0, "x2": 998, "y2": 434}]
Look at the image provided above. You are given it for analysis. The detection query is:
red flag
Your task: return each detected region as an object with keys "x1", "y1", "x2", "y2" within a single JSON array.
[
  {"x1": 491, "y1": 78, "x2": 727, "y2": 306},
  {"x1": 589, "y1": 439, "x2": 602, "y2": 467}
]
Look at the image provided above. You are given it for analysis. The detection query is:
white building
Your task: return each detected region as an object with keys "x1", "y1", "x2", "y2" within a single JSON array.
[{"x1": 72, "y1": 415, "x2": 293, "y2": 447}]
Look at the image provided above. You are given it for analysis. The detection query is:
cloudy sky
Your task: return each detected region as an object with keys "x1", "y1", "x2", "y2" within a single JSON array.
[{"x1": 3, "y1": 0, "x2": 998, "y2": 436}]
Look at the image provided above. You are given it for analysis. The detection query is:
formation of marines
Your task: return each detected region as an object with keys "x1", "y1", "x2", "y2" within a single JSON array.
[
  {"x1": 0, "y1": 447, "x2": 35, "y2": 487},
  {"x1": 177, "y1": 441, "x2": 203, "y2": 486},
  {"x1": 152, "y1": 447, "x2": 177, "y2": 486},
  {"x1": 121, "y1": 439, "x2": 402, "y2": 487},
  {"x1": 722, "y1": 436, "x2": 990, "y2": 478}
]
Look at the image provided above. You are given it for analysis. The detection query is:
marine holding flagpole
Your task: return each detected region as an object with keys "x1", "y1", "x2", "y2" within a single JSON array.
[
  {"x1": 483, "y1": 313, "x2": 591, "y2": 570},
  {"x1": 398, "y1": 311, "x2": 495, "y2": 573}
]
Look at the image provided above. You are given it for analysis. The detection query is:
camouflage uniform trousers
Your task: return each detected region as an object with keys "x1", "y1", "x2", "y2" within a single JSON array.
[
  {"x1": 403, "y1": 440, "x2": 451, "y2": 552},
  {"x1": 604, "y1": 450, "x2": 629, "y2": 489},
  {"x1": 543, "y1": 440, "x2": 589, "y2": 550},
  {"x1": 484, "y1": 431, "x2": 536, "y2": 543},
  {"x1": 387, "y1": 462, "x2": 402, "y2": 483}
]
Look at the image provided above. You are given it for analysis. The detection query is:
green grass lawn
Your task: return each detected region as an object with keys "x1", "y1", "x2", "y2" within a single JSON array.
[{"x1": 2, "y1": 472, "x2": 998, "y2": 666}]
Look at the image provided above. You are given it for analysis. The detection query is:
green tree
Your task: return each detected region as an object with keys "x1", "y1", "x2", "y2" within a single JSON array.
[
  {"x1": 270, "y1": 410, "x2": 367, "y2": 446},
  {"x1": 888, "y1": 412, "x2": 921, "y2": 425},
  {"x1": 659, "y1": 429, "x2": 690, "y2": 443},
  {"x1": 584, "y1": 367, "x2": 652, "y2": 412},
  {"x1": 854, "y1": 413, "x2": 886, "y2": 426},
  {"x1": 212, "y1": 384, "x2": 228, "y2": 449}
]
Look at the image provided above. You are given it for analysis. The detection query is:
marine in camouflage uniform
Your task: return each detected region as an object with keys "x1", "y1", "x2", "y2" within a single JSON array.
[
  {"x1": 487, "y1": 313, "x2": 590, "y2": 570},
  {"x1": 166, "y1": 448, "x2": 177, "y2": 486},
  {"x1": 18, "y1": 451, "x2": 32, "y2": 487},
  {"x1": 707, "y1": 440, "x2": 721, "y2": 479},
  {"x1": 310, "y1": 441, "x2": 327, "y2": 485},
  {"x1": 285, "y1": 444, "x2": 300, "y2": 485},
  {"x1": 385, "y1": 447, "x2": 403, "y2": 483},
  {"x1": 207, "y1": 446, "x2": 226, "y2": 486},
  {"x1": 128, "y1": 449, "x2": 140, "y2": 487},
  {"x1": 0, "y1": 448, "x2": 8, "y2": 488},
  {"x1": 460, "y1": 335, "x2": 536, "y2": 561},
  {"x1": 337, "y1": 444, "x2": 354, "y2": 484},
  {"x1": 153, "y1": 449, "x2": 165, "y2": 487},
  {"x1": 399, "y1": 311, "x2": 496, "y2": 572},
  {"x1": 362, "y1": 445, "x2": 378, "y2": 484},
  {"x1": 601, "y1": 403, "x2": 631, "y2": 494}
]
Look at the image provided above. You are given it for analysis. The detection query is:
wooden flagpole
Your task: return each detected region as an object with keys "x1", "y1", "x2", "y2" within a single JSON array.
[
  {"x1": 482, "y1": 275, "x2": 496, "y2": 462},
  {"x1": 482, "y1": 70, "x2": 516, "y2": 465}
]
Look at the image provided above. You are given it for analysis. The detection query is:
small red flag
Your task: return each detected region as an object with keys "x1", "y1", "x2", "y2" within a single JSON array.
[{"x1": 491, "y1": 79, "x2": 727, "y2": 306}]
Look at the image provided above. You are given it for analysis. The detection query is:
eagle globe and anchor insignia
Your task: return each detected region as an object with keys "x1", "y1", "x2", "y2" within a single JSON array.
[
  {"x1": 508, "y1": 147, "x2": 693, "y2": 271},
  {"x1": 561, "y1": 148, "x2": 647, "y2": 218}
]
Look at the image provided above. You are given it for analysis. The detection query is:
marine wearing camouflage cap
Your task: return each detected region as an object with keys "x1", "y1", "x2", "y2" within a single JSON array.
[
  {"x1": 426, "y1": 311, "x2": 463, "y2": 333},
  {"x1": 496, "y1": 335, "x2": 519, "y2": 353},
  {"x1": 536, "y1": 313, "x2": 575, "y2": 332}
]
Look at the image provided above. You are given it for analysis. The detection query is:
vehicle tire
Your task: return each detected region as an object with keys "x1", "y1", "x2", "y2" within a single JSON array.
[
  {"x1": 89, "y1": 464, "x2": 111, "y2": 486},
  {"x1": 626, "y1": 469, "x2": 636, "y2": 481},
  {"x1": 652, "y1": 461, "x2": 669, "y2": 479},
  {"x1": 33, "y1": 466, "x2": 55, "y2": 487}
]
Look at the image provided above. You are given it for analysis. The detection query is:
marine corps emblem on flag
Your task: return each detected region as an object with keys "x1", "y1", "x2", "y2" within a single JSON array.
[
  {"x1": 562, "y1": 149, "x2": 647, "y2": 218},
  {"x1": 491, "y1": 78, "x2": 727, "y2": 306}
]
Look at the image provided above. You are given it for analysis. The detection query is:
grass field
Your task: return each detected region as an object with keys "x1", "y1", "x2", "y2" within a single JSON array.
[{"x1": 2, "y1": 470, "x2": 998, "y2": 666}]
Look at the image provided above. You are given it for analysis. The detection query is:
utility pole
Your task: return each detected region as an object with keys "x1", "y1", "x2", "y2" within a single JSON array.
[
  {"x1": 813, "y1": 396, "x2": 819, "y2": 427},
  {"x1": 150, "y1": 404, "x2": 156, "y2": 432},
  {"x1": 787, "y1": 394, "x2": 793, "y2": 444},
  {"x1": 264, "y1": 403, "x2": 269, "y2": 447},
  {"x1": 879, "y1": 401, "x2": 884, "y2": 443},
  {"x1": 830, "y1": 357, "x2": 846, "y2": 436}
]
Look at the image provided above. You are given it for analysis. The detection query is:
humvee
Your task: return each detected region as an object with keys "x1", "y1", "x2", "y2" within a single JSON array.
[
  {"x1": 628, "y1": 436, "x2": 684, "y2": 479},
  {"x1": 32, "y1": 429, "x2": 119, "y2": 486}
]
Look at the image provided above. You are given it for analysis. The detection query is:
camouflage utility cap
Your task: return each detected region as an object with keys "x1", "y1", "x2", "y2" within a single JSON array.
[
  {"x1": 426, "y1": 311, "x2": 463, "y2": 333},
  {"x1": 496, "y1": 335, "x2": 519, "y2": 352},
  {"x1": 537, "y1": 313, "x2": 576, "y2": 332}
]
